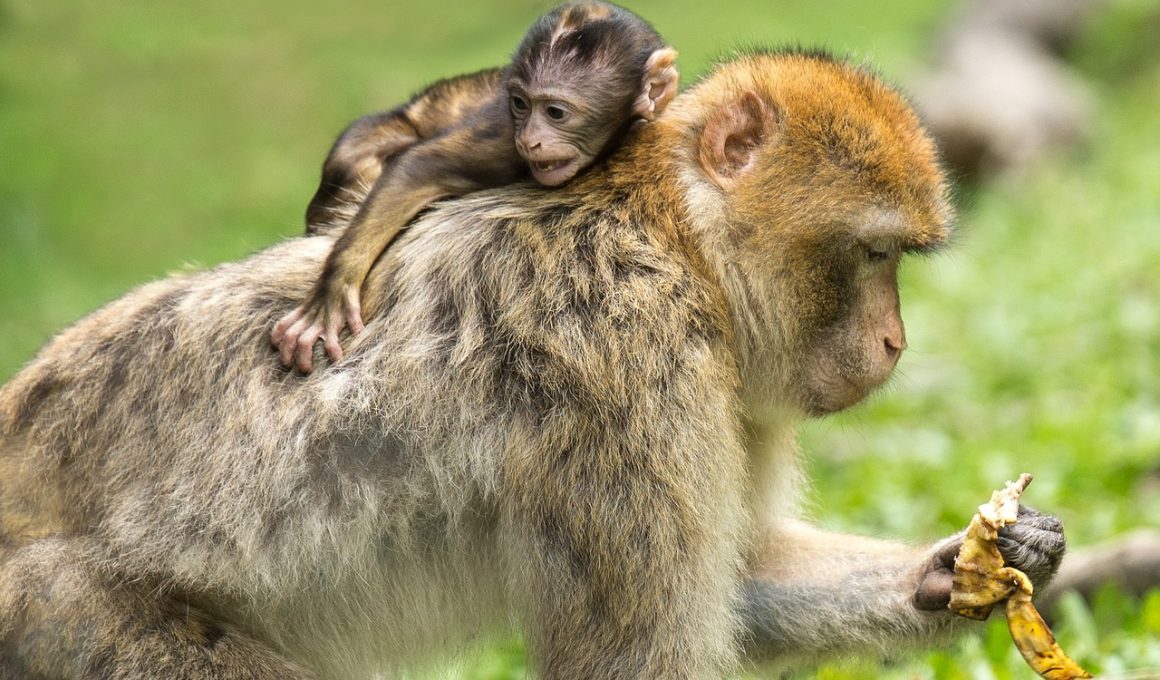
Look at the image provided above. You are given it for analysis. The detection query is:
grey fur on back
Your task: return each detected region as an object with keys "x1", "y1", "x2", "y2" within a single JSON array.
[{"x1": 0, "y1": 182, "x2": 745, "y2": 675}]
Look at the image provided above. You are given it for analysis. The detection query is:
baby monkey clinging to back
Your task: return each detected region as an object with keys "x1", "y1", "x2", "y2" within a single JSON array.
[{"x1": 273, "y1": 2, "x2": 679, "y2": 372}]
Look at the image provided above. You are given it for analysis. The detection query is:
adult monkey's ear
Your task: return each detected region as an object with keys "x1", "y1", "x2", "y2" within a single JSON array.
[
  {"x1": 634, "y1": 47, "x2": 679, "y2": 121},
  {"x1": 698, "y1": 90, "x2": 778, "y2": 190}
]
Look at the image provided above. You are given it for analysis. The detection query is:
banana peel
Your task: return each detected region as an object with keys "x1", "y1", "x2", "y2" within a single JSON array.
[{"x1": 949, "y1": 473, "x2": 1092, "y2": 680}]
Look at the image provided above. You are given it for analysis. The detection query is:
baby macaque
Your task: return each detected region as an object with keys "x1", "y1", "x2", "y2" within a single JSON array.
[{"x1": 273, "y1": 1, "x2": 679, "y2": 372}]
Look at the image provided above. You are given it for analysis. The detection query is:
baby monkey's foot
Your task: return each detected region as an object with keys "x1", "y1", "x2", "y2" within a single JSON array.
[{"x1": 271, "y1": 285, "x2": 364, "y2": 373}]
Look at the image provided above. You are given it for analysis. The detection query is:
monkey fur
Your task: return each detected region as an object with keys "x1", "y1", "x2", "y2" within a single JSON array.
[{"x1": 0, "y1": 50, "x2": 1065, "y2": 679}]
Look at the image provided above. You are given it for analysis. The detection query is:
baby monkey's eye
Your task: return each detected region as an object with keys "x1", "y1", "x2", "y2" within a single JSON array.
[
  {"x1": 546, "y1": 105, "x2": 568, "y2": 121},
  {"x1": 510, "y1": 95, "x2": 530, "y2": 114}
]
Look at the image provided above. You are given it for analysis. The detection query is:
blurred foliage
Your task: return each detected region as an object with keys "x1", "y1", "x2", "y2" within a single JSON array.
[{"x1": 1, "y1": 0, "x2": 1157, "y2": 678}]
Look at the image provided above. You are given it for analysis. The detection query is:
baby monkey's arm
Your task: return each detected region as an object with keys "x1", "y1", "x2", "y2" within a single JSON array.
[{"x1": 274, "y1": 107, "x2": 521, "y2": 373}]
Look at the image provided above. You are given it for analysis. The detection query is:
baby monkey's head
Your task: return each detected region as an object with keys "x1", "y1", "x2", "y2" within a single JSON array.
[{"x1": 508, "y1": 1, "x2": 678, "y2": 186}]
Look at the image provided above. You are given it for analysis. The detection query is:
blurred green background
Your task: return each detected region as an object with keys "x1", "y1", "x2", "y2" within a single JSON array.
[{"x1": 1, "y1": 0, "x2": 1158, "y2": 677}]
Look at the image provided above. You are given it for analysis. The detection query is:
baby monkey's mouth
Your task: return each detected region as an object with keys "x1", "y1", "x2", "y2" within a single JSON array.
[
  {"x1": 529, "y1": 156, "x2": 581, "y2": 186},
  {"x1": 532, "y1": 159, "x2": 565, "y2": 172}
]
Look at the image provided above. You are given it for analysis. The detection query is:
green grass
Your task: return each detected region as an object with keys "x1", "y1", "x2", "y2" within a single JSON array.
[{"x1": 1, "y1": 0, "x2": 1158, "y2": 677}]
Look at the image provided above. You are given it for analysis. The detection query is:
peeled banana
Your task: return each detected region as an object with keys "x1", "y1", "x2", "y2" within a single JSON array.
[{"x1": 948, "y1": 473, "x2": 1092, "y2": 680}]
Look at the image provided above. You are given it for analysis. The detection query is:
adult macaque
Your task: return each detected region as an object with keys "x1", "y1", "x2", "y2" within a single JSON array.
[
  {"x1": 0, "y1": 51, "x2": 1064, "y2": 678},
  {"x1": 274, "y1": 1, "x2": 679, "y2": 373}
]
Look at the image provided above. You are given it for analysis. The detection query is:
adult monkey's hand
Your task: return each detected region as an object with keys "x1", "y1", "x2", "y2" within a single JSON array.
[{"x1": 950, "y1": 474, "x2": 1091, "y2": 680}]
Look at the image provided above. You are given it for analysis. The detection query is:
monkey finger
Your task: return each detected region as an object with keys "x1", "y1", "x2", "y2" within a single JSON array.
[
  {"x1": 271, "y1": 306, "x2": 306, "y2": 346},
  {"x1": 930, "y1": 531, "x2": 966, "y2": 570},
  {"x1": 322, "y1": 331, "x2": 344, "y2": 365},
  {"x1": 279, "y1": 313, "x2": 317, "y2": 369},
  {"x1": 321, "y1": 308, "x2": 345, "y2": 363},
  {"x1": 344, "y1": 287, "x2": 365, "y2": 335},
  {"x1": 294, "y1": 323, "x2": 324, "y2": 374},
  {"x1": 279, "y1": 315, "x2": 315, "y2": 368}
]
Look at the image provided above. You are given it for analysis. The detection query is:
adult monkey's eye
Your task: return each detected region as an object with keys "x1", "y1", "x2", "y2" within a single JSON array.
[
  {"x1": 511, "y1": 95, "x2": 529, "y2": 114},
  {"x1": 861, "y1": 237, "x2": 893, "y2": 262},
  {"x1": 546, "y1": 105, "x2": 568, "y2": 121}
]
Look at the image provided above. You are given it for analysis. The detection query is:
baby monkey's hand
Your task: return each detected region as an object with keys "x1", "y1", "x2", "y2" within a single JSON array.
[{"x1": 271, "y1": 281, "x2": 364, "y2": 373}]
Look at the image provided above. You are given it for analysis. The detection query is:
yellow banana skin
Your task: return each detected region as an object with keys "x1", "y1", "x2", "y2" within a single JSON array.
[{"x1": 949, "y1": 474, "x2": 1092, "y2": 680}]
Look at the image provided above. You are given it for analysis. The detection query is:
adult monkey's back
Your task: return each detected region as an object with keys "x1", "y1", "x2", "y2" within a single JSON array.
[{"x1": 0, "y1": 51, "x2": 1065, "y2": 679}]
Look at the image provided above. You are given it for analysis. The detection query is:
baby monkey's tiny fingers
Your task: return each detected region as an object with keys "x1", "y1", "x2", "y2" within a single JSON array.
[{"x1": 272, "y1": 306, "x2": 306, "y2": 347}]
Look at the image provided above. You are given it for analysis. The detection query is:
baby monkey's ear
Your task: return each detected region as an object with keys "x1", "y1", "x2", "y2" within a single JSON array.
[{"x1": 634, "y1": 47, "x2": 679, "y2": 121}]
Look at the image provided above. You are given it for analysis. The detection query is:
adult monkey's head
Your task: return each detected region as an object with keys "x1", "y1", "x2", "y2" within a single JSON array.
[{"x1": 668, "y1": 51, "x2": 953, "y2": 416}]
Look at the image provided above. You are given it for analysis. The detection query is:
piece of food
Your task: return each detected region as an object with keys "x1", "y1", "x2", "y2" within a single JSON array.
[{"x1": 949, "y1": 473, "x2": 1092, "y2": 680}]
